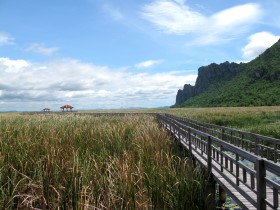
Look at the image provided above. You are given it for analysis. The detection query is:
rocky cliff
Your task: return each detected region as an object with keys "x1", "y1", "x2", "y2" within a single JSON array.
[
  {"x1": 173, "y1": 38, "x2": 280, "y2": 107},
  {"x1": 175, "y1": 61, "x2": 240, "y2": 105}
]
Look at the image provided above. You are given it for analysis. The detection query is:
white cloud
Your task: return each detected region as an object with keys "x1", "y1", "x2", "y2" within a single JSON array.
[
  {"x1": 135, "y1": 59, "x2": 164, "y2": 68},
  {"x1": 0, "y1": 57, "x2": 30, "y2": 73},
  {"x1": 0, "y1": 32, "x2": 14, "y2": 46},
  {"x1": 242, "y1": 32, "x2": 280, "y2": 59},
  {"x1": 141, "y1": 0, "x2": 206, "y2": 35},
  {"x1": 0, "y1": 57, "x2": 197, "y2": 110},
  {"x1": 26, "y1": 43, "x2": 59, "y2": 55},
  {"x1": 141, "y1": 1, "x2": 262, "y2": 45}
]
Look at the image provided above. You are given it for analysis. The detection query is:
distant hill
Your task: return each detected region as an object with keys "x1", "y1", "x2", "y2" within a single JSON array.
[{"x1": 173, "y1": 39, "x2": 280, "y2": 107}]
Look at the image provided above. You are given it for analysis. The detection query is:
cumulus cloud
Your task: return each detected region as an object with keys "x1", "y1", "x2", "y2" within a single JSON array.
[
  {"x1": 141, "y1": 1, "x2": 262, "y2": 45},
  {"x1": 0, "y1": 32, "x2": 14, "y2": 46},
  {"x1": 0, "y1": 57, "x2": 29, "y2": 72},
  {"x1": 26, "y1": 43, "x2": 59, "y2": 55},
  {"x1": 0, "y1": 57, "x2": 197, "y2": 110},
  {"x1": 242, "y1": 32, "x2": 280, "y2": 59},
  {"x1": 135, "y1": 59, "x2": 164, "y2": 68}
]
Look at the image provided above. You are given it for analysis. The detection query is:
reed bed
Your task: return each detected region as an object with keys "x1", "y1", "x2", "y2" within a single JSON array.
[
  {"x1": 0, "y1": 114, "x2": 206, "y2": 209},
  {"x1": 164, "y1": 106, "x2": 280, "y2": 139}
]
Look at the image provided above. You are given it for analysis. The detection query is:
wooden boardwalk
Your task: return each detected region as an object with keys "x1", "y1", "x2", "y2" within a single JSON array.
[{"x1": 158, "y1": 114, "x2": 280, "y2": 210}]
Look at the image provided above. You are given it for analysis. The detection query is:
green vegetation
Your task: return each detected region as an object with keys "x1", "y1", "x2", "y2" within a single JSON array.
[
  {"x1": 0, "y1": 106, "x2": 278, "y2": 209},
  {"x1": 174, "y1": 39, "x2": 280, "y2": 107},
  {"x1": 0, "y1": 113, "x2": 206, "y2": 209},
  {"x1": 163, "y1": 106, "x2": 280, "y2": 139}
]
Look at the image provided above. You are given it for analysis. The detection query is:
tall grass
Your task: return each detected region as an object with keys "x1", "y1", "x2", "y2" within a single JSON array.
[
  {"x1": 164, "y1": 106, "x2": 280, "y2": 139},
  {"x1": 0, "y1": 114, "x2": 206, "y2": 209}
]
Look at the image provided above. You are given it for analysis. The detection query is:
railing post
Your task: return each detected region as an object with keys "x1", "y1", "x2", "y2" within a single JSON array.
[
  {"x1": 206, "y1": 136, "x2": 215, "y2": 210},
  {"x1": 236, "y1": 154, "x2": 239, "y2": 186},
  {"x1": 256, "y1": 159, "x2": 266, "y2": 210},
  {"x1": 207, "y1": 136, "x2": 212, "y2": 176},
  {"x1": 178, "y1": 125, "x2": 181, "y2": 142},
  {"x1": 188, "y1": 128, "x2": 192, "y2": 153},
  {"x1": 255, "y1": 138, "x2": 260, "y2": 156},
  {"x1": 221, "y1": 128, "x2": 225, "y2": 140}
]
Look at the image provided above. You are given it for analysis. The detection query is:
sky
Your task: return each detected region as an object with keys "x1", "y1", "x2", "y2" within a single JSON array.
[{"x1": 0, "y1": 0, "x2": 279, "y2": 111}]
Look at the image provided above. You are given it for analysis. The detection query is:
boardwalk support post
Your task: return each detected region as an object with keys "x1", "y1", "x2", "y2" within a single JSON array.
[
  {"x1": 218, "y1": 185, "x2": 227, "y2": 207},
  {"x1": 256, "y1": 158, "x2": 266, "y2": 210},
  {"x1": 205, "y1": 136, "x2": 216, "y2": 210},
  {"x1": 205, "y1": 174, "x2": 216, "y2": 210}
]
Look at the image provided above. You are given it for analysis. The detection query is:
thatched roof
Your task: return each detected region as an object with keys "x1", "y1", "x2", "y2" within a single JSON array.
[{"x1": 60, "y1": 104, "x2": 74, "y2": 109}]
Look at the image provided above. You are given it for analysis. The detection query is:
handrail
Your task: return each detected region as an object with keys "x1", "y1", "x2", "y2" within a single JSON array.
[
  {"x1": 165, "y1": 113, "x2": 280, "y2": 143},
  {"x1": 163, "y1": 114, "x2": 280, "y2": 162},
  {"x1": 157, "y1": 113, "x2": 280, "y2": 210}
]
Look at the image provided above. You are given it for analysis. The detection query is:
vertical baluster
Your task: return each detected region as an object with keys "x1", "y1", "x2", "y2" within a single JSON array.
[
  {"x1": 273, "y1": 187, "x2": 279, "y2": 209},
  {"x1": 220, "y1": 145, "x2": 224, "y2": 172},
  {"x1": 225, "y1": 155, "x2": 228, "y2": 169},
  {"x1": 243, "y1": 168, "x2": 247, "y2": 184},
  {"x1": 251, "y1": 173, "x2": 255, "y2": 190},
  {"x1": 236, "y1": 154, "x2": 239, "y2": 186},
  {"x1": 255, "y1": 137, "x2": 260, "y2": 156},
  {"x1": 217, "y1": 148, "x2": 219, "y2": 162},
  {"x1": 266, "y1": 148, "x2": 269, "y2": 161},
  {"x1": 194, "y1": 133, "x2": 197, "y2": 150},
  {"x1": 221, "y1": 128, "x2": 225, "y2": 141},
  {"x1": 178, "y1": 127, "x2": 182, "y2": 143},
  {"x1": 274, "y1": 144, "x2": 277, "y2": 163},
  {"x1": 200, "y1": 136, "x2": 202, "y2": 151},
  {"x1": 241, "y1": 133, "x2": 244, "y2": 149}
]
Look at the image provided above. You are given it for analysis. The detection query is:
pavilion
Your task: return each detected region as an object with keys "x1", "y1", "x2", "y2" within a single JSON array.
[
  {"x1": 60, "y1": 104, "x2": 74, "y2": 112},
  {"x1": 43, "y1": 108, "x2": 51, "y2": 112}
]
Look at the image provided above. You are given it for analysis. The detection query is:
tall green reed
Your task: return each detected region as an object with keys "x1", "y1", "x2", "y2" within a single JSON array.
[{"x1": 0, "y1": 114, "x2": 206, "y2": 209}]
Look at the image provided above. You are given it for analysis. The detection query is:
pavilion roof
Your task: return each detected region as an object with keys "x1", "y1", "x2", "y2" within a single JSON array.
[
  {"x1": 60, "y1": 104, "x2": 74, "y2": 109},
  {"x1": 43, "y1": 108, "x2": 50, "y2": 110}
]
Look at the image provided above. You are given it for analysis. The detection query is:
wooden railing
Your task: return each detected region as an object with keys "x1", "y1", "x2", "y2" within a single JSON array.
[
  {"x1": 157, "y1": 114, "x2": 280, "y2": 210},
  {"x1": 164, "y1": 114, "x2": 280, "y2": 163}
]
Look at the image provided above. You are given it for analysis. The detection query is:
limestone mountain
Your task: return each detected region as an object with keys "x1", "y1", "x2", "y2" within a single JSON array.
[{"x1": 173, "y1": 39, "x2": 280, "y2": 107}]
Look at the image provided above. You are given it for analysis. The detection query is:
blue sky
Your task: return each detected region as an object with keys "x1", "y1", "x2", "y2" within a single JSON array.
[{"x1": 0, "y1": 0, "x2": 279, "y2": 111}]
